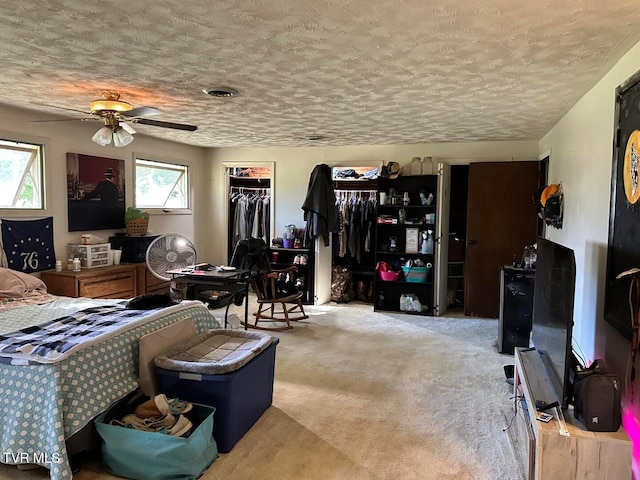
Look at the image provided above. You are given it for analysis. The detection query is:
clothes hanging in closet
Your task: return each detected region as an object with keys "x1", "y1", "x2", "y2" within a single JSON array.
[
  {"x1": 230, "y1": 189, "x2": 270, "y2": 247},
  {"x1": 334, "y1": 193, "x2": 376, "y2": 264}
]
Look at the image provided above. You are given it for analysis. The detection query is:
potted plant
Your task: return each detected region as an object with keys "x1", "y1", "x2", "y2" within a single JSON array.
[{"x1": 125, "y1": 207, "x2": 149, "y2": 237}]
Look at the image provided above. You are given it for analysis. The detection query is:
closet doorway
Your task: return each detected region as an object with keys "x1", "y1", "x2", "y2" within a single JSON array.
[
  {"x1": 332, "y1": 166, "x2": 379, "y2": 304},
  {"x1": 224, "y1": 163, "x2": 275, "y2": 263}
]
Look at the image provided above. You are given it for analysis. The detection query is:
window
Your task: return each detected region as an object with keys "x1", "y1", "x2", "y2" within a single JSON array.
[
  {"x1": 135, "y1": 158, "x2": 189, "y2": 210},
  {"x1": 0, "y1": 139, "x2": 44, "y2": 209}
]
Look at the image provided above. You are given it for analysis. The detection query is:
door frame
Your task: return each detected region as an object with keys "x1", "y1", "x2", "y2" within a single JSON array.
[
  {"x1": 223, "y1": 161, "x2": 275, "y2": 261},
  {"x1": 435, "y1": 162, "x2": 451, "y2": 316}
]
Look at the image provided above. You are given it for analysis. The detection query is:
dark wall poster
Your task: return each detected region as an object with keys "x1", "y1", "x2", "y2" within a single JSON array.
[
  {"x1": 67, "y1": 153, "x2": 125, "y2": 232},
  {"x1": 605, "y1": 69, "x2": 640, "y2": 340}
]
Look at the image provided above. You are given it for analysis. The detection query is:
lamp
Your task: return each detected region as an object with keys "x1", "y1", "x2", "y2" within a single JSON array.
[
  {"x1": 91, "y1": 114, "x2": 136, "y2": 147},
  {"x1": 113, "y1": 126, "x2": 134, "y2": 147},
  {"x1": 91, "y1": 126, "x2": 113, "y2": 146}
]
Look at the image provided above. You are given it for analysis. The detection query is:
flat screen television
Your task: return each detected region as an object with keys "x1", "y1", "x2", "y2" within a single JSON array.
[{"x1": 531, "y1": 237, "x2": 576, "y2": 410}]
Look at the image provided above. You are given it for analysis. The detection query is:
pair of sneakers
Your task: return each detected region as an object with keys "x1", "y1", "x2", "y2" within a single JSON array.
[
  {"x1": 293, "y1": 254, "x2": 308, "y2": 265},
  {"x1": 111, "y1": 412, "x2": 192, "y2": 437}
]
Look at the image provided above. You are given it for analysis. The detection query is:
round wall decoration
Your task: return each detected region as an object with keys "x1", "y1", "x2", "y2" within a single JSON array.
[{"x1": 623, "y1": 129, "x2": 640, "y2": 204}]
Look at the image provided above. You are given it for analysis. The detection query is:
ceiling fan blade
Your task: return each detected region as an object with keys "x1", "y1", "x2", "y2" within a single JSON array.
[
  {"x1": 127, "y1": 106, "x2": 161, "y2": 117},
  {"x1": 120, "y1": 122, "x2": 137, "y2": 134},
  {"x1": 37, "y1": 104, "x2": 90, "y2": 115},
  {"x1": 29, "y1": 117, "x2": 96, "y2": 123},
  {"x1": 133, "y1": 118, "x2": 198, "y2": 131}
]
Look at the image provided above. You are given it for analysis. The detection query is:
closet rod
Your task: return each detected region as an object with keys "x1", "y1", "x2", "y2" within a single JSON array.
[
  {"x1": 230, "y1": 186, "x2": 271, "y2": 192},
  {"x1": 334, "y1": 189, "x2": 377, "y2": 196}
]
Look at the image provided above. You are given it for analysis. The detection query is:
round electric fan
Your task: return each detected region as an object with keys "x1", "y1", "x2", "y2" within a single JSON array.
[{"x1": 146, "y1": 234, "x2": 197, "y2": 281}]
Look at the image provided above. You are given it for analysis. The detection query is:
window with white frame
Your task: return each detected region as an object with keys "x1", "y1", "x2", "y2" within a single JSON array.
[
  {"x1": 134, "y1": 158, "x2": 189, "y2": 210},
  {"x1": 0, "y1": 139, "x2": 44, "y2": 209}
]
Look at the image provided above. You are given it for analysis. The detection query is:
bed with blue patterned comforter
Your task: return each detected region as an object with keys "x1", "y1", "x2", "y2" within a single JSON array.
[{"x1": 0, "y1": 297, "x2": 221, "y2": 480}]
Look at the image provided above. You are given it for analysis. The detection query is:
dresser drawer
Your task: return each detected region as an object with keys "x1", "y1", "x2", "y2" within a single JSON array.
[
  {"x1": 79, "y1": 271, "x2": 135, "y2": 298},
  {"x1": 136, "y1": 264, "x2": 170, "y2": 294},
  {"x1": 41, "y1": 264, "x2": 138, "y2": 299}
]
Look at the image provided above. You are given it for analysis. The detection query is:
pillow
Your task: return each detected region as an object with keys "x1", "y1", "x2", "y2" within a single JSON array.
[{"x1": 0, "y1": 268, "x2": 48, "y2": 298}]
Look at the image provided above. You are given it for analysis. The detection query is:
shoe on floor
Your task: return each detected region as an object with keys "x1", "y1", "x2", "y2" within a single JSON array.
[
  {"x1": 135, "y1": 394, "x2": 193, "y2": 418},
  {"x1": 169, "y1": 415, "x2": 193, "y2": 437},
  {"x1": 117, "y1": 413, "x2": 177, "y2": 432}
]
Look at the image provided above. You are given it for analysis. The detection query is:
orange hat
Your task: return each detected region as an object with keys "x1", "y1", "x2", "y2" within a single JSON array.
[{"x1": 540, "y1": 184, "x2": 559, "y2": 206}]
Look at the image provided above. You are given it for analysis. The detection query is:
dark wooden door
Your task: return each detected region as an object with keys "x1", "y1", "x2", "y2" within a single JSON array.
[{"x1": 464, "y1": 161, "x2": 540, "y2": 318}]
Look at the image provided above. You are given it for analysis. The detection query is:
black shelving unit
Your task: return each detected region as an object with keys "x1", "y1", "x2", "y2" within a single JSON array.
[
  {"x1": 374, "y1": 175, "x2": 438, "y2": 315},
  {"x1": 269, "y1": 247, "x2": 315, "y2": 305}
]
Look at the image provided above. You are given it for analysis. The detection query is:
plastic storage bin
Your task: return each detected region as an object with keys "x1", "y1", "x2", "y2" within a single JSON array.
[
  {"x1": 198, "y1": 289, "x2": 233, "y2": 309},
  {"x1": 67, "y1": 243, "x2": 112, "y2": 268},
  {"x1": 155, "y1": 331, "x2": 279, "y2": 453},
  {"x1": 401, "y1": 265, "x2": 429, "y2": 283}
]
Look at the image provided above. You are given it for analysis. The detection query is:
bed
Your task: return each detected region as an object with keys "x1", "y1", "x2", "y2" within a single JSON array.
[{"x1": 0, "y1": 268, "x2": 222, "y2": 480}]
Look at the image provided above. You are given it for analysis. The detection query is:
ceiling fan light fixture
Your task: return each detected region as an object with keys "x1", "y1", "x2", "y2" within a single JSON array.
[
  {"x1": 90, "y1": 99, "x2": 133, "y2": 113},
  {"x1": 112, "y1": 127, "x2": 134, "y2": 147},
  {"x1": 91, "y1": 126, "x2": 113, "y2": 146},
  {"x1": 89, "y1": 92, "x2": 133, "y2": 113}
]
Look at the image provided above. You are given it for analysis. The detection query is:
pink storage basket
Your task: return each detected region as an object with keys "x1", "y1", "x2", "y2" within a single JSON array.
[{"x1": 379, "y1": 270, "x2": 400, "y2": 281}]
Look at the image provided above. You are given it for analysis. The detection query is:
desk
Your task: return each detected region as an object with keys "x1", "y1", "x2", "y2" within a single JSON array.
[{"x1": 166, "y1": 267, "x2": 251, "y2": 329}]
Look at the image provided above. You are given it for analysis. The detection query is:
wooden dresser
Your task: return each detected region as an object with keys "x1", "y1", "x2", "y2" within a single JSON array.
[
  {"x1": 135, "y1": 263, "x2": 170, "y2": 295},
  {"x1": 41, "y1": 264, "x2": 138, "y2": 299},
  {"x1": 41, "y1": 263, "x2": 171, "y2": 299}
]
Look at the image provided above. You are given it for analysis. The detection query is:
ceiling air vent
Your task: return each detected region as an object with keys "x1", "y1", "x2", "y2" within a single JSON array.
[{"x1": 202, "y1": 86, "x2": 238, "y2": 98}]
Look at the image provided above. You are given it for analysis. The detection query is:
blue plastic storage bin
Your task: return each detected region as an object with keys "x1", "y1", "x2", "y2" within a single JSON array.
[{"x1": 156, "y1": 337, "x2": 279, "y2": 453}]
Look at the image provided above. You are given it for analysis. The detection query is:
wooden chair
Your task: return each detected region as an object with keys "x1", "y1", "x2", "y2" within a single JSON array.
[{"x1": 249, "y1": 265, "x2": 308, "y2": 331}]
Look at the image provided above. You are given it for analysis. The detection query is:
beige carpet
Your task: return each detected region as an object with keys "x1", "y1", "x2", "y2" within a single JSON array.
[{"x1": 0, "y1": 301, "x2": 525, "y2": 480}]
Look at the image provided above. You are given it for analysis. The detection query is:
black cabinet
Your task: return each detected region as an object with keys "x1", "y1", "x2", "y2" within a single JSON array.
[
  {"x1": 109, "y1": 235, "x2": 159, "y2": 263},
  {"x1": 374, "y1": 175, "x2": 438, "y2": 315},
  {"x1": 269, "y1": 247, "x2": 314, "y2": 305},
  {"x1": 498, "y1": 266, "x2": 535, "y2": 354}
]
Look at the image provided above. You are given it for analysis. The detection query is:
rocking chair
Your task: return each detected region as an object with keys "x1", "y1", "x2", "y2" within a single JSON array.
[
  {"x1": 230, "y1": 238, "x2": 308, "y2": 331},
  {"x1": 250, "y1": 266, "x2": 308, "y2": 331}
]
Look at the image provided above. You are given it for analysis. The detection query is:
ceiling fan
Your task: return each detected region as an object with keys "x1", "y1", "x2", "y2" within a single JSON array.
[{"x1": 33, "y1": 91, "x2": 198, "y2": 147}]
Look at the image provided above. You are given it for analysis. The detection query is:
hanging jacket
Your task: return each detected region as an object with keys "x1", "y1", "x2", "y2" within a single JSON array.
[{"x1": 302, "y1": 164, "x2": 336, "y2": 246}]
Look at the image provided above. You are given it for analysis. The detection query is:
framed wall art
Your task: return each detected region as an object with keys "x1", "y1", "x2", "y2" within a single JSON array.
[
  {"x1": 67, "y1": 153, "x2": 125, "y2": 232},
  {"x1": 604, "y1": 69, "x2": 640, "y2": 340}
]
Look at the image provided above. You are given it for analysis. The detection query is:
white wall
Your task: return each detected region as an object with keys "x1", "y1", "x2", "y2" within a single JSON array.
[
  {"x1": 539, "y1": 38, "x2": 640, "y2": 369},
  {"x1": 204, "y1": 141, "x2": 538, "y2": 264},
  {"x1": 0, "y1": 105, "x2": 206, "y2": 265},
  {"x1": 0, "y1": 104, "x2": 538, "y2": 277},
  {"x1": 539, "y1": 37, "x2": 640, "y2": 473}
]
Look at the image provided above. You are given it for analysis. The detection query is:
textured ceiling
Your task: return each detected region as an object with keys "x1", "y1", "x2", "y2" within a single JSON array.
[{"x1": 1, "y1": 1, "x2": 640, "y2": 148}]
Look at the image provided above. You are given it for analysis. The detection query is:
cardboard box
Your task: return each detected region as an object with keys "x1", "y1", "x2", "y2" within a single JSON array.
[{"x1": 405, "y1": 228, "x2": 419, "y2": 253}]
